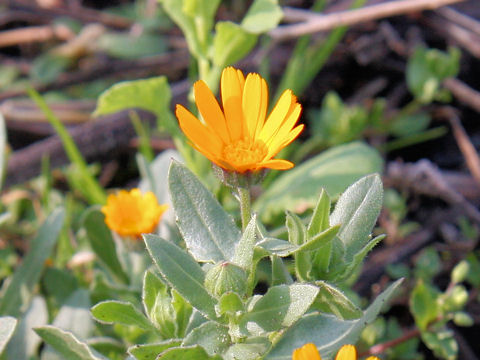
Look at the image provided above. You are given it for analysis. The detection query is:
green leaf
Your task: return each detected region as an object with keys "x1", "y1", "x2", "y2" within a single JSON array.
[
  {"x1": 307, "y1": 189, "x2": 331, "y2": 238},
  {"x1": 255, "y1": 142, "x2": 383, "y2": 221},
  {"x1": 213, "y1": 21, "x2": 257, "y2": 67},
  {"x1": 83, "y1": 208, "x2": 129, "y2": 284},
  {"x1": 256, "y1": 238, "x2": 297, "y2": 257},
  {"x1": 330, "y1": 174, "x2": 383, "y2": 261},
  {"x1": 271, "y1": 255, "x2": 293, "y2": 286},
  {"x1": 422, "y1": 330, "x2": 457, "y2": 360},
  {"x1": 286, "y1": 211, "x2": 306, "y2": 246},
  {"x1": 142, "y1": 271, "x2": 167, "y2": 317},
  {"x1": 29, "y1": 90, "x2": 106, "y2": 204},
  {"x1": 313, "y1": 282, "x2": 362, "y2": 320},
  {"x1": 34, "y1": 326, "x2": 106, "y2": 360},
  {"x1": 31, "y1": 53, "x2": 70, "y2": 84},
  {"x1": 93, "y1": 76, "x2": 177, "y2": 135},
  {"x1": 224, "y1": 337, "x2": 270, "y2": 360},
  {"x1": 168, "y1": 161, "x2": 240, "y2": 263},
  {"x1": 183, "y1": 321, "x2": 230, "y2": 356},
  {"x1": 158, "y1": 345, "x2": 221, "y2": 359},
  {"x1": 218, "y1": 292, "x2": 244, "y2": 316},
  {"x1": 242, "y1": 284, "x2": 319, "y2": 332},
  {"x1": 233, "y1": 215, "x2": 257, "y2": 270},
  {"x1": 0, "y1": 208, "x2": 65, "y2": 317},
  {"x1": 266, "y1": 280, "x2": 402, "y2": 359},
  {"x1": 0, "y1": 317, "x2": 17, "y2": 354},
  {"x1": 0, "y1": 112, "x2": 6, "y2": 190},
  {"x1": 390, "y1": 112, "x2": 431, "y2": 137},
  {"x1": 241, "y1": 0, "x2": 283, "y2": 34},
  {"x1": 6, "y1": 297, "x2": 47, "y2": 360},
  {"x1": 91, "y1": 301, "x2": 156, "y2": 331},
  {"x1": 128, "y1": 340, "x2": 182, "y2": 360},
  {"x1": 144, "y1": 234, "x2": 218, "y2": 320},
  {"x1": 410, "y1": 280, "x2": 440, "y2": 330}
]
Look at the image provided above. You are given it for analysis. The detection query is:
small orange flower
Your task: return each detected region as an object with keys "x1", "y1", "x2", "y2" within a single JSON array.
[
  {"x1": 292, "y1": 344, "x2": 380, "y2": 360},
  {"x1": 101, "y1": 189, "x2": 168, "y2": 238},
  {"x1": 175, "y1": 66, "x2": 304, "y2": 173}
]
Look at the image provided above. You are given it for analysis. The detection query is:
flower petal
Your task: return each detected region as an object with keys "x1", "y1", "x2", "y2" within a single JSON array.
[
  {"x1": 292, "y1": 343, "x2": 322, "y2": 360},
  {"x1": 221, "y1": 67, "x2": 245, "y2": 140},
  {"x1": 194, "y1": 80, "x2": 230, "y2": 143},
  {"x1": 259, "y1": 159, "x2": 294, "y2": 170},
  {"x1": 267, "y1": 124, "x2": 304, "y2": 159},
  {"x1": 259, "y1": 89, "x2": 295, "y2": 143},
  {"x1": 335, "y1": 344, "x2": 357, "y2": 360},
  {"x1": 176, "y1": 104, "x2": 222, "y2": 156},
  {"x1": 243, "y1": 73, "x2": 268, "y2": 140}
]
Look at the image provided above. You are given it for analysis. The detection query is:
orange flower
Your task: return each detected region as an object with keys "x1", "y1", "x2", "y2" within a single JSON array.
[
  {"x1": 176, "y1": 67, "x2": 304, "y2": 173},
  {"x1": 101, "y1": 189, "x2": 168, "y2": 238},
  {"x1": 292, "y1": 344, "x2": 380, "y2": 360}
]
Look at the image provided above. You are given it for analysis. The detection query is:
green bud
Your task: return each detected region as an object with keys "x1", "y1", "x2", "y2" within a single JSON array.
[
  {"x1": 204, "y1": 262, "x2": 247, "y2": 298},
  {"x1": 443, "y1": 285, "x2": 468, "y2": 312},
  {"x1": 451, "y1": 260, "x2": 469, "y2": 284},
  {"x1": 453, "y1": 312, "x2": 474, "y2": 327},
  {"x1": 151, "y1": 291, "x2": 176, "y2": 338}
]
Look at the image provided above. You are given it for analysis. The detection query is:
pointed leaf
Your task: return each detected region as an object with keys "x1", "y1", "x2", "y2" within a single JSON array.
[
  {"x1": 307, "y1": 189, "x2": 331, "y2": 238},
  {"x1": 255, "y1": 142, "x2": 383, "y2": 221},
  {"x1": 169, "y1": 161, "x2": 240, "y2": 262},
  {"x1": 0, "y1": 317, "x2": 16, "y2": 354},
  {"x1": 0, "y1": 208, "x2": 65, "y2": 317},
  {"x1": 313, "y1": 281, "x2": 362, "y2": 320},
  {"x1": 128, "y1": 340, "x2": 181, "y2": 360},
  {"x1": 34, "y1": 326, "x2": 106, "y2": 360},
  {"x1": 183, "y1": 321, "x2": 230, "y2": 356},
  {"x1": 271, "y1": 255, "x2": 293, "y2": 286},
  {"x1": 213, "y1": 21, "x2": 257, "y2": 67},
  {"x1": 330, "y1": 174, "x2": 383, "y2": 260},
  {"x1": 233, "y1": 215, "x2": 257, "y2": 270},
  {"x1": 91, "y1": 301, "x2": 156, "y2": 331},
  {"x1": 242, "y1": 284, "x2": 319, "y2": 332},
  {"x1": 144, "y1": 234, "x2": 217, "y2": 320},
  {"x1": 157, "y1": 345, "x2": 220, "y2": 359},
  {"x1": 142, "y1": 271, "x2": 167, "y2": 317},
  {"x1": 265, "y1": 279, "x2": 403, "y2": 359},
  {"x1": 83, "y1": 208, "x2": 129, "y2": 284},
  {"x1": 241, "y1": 0, "x2": 283, "y2": 34},
  {"x1": 286, "y1": 211, "x2": 305, "y2": 246}
]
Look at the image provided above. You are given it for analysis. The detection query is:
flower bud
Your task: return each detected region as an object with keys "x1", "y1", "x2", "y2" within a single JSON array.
[{"x1": 204, "y1": 262, "x2": 247, "y2": 298}]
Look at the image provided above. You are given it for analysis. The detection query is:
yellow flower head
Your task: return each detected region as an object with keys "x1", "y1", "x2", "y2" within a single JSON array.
[
  {"x1": 292, "y1": 344, "x2": 380, "y2": 360},
  {"x1": 176, "y1": 66, "x2": 304, "y2": 173},
  {"x1": 101, "y1": 189, "x2": 168, "y2": 238}
]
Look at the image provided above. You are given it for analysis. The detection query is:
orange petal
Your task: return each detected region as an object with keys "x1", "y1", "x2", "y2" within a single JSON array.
[
  {"x1": 176, "y1": 105, "x2": 222, "y2": 156},
  {"x1": 193, "y1": 80, "x2": 230, "y2": 143},
  {"x1": 365, "y1": 357, "x2": 380, "y2": 360},
  {"x1": 242, "y1": 73, "x2": 267, "y2": 140},
  {"x1": 292, "y1": 343, "x2": 322, "y2": 360},
  {"x1": 259, "y1": 159, "x2": 294, "y2": 170},
  {"x1": 221, "y1": 67, "x2": 244, "y2": 140},
  {"x1": 267, "y1": 124, "x2": 304, "y2": 159},
  {"x1": 259, "y1": 89, "x2": 294, "y2": 143},
  {"x1": 335, "y1": 345, "x2": 357, "y2": 360}
]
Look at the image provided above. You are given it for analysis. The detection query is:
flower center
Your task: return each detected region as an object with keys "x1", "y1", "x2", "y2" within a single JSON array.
[{"x1": 223, "y1": 138, "x2": 268, "y2": 167}]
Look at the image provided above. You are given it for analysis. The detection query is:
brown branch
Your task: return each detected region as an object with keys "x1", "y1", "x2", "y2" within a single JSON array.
[
  {"x1": 444, "y1": 78, "x2": 480, "y2": 113},
  {"x1": 359, "y1": 328, "x2": 421, "y2": 357},
  {"x1": 270, "y1": 0, "x2": 466, "y2": 40},
  {"x1": 444, "y1": 108, "x2": 480, "y2": 187},
  {"x1": 0, "y1": 24, "x2": 74, "y2": 48},
  {"x1": 436, "y1": 6, "x2": 480, "y2": 36}
]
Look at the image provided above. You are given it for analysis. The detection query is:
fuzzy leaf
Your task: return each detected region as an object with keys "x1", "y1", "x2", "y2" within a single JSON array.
[
  {"x1": 0, "y1": 317, "x2": 16, "y2": 354},
  {"x1": 34, "y1": 326, "x2": 106, "y2": 360},
  {"x1": 233, "y1": 215, "x2": 257, "y2": 270},
  {"x1": 169, "y1": 161, "x2": 240, "y2": 263},
  {"x1": 128, "y1": 340, "x2": 181, "y2": 360},
  {"x1": 330, "y1": 174, "x2": 383, "y2": 261},
  {"x1": 255, "y1": 142, "x2": 383, "y2": 221},
  {"x1": 157, "y1": 345, "x2": 221, "y2": 359},
  {"x1": 144, "y1": 234, "x2": 217, "y2": 320},
  {"x1": 265, "y1": 279, "x2": 402, "y2": 359},
  {"x1": 307, "y1": 189, "x2": 331, "y2": 238},
  {"x1": 83, "y1": 208, "x2": 129, "y2": 284},
  {"x1": 183, "y1": 321, "x2": 230, "y2": 356},
  {"x1": 91, "y1": 301, "x2": 156, "y2": 331},
  {"x1": 313, "y1": 282, "x2": 362, "y2": 320},
  {"x1": 242, "y1": 284, "x2": 319, "y2": 332}
]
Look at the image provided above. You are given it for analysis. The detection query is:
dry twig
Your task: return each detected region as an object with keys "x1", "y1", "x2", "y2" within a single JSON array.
[
  {"x1": 0, "y1": 24, "x2": 74, "y2": 48},
  {"x1": 444, "y1": 78, "x2": 480, "y2": 113},
  {"x1": 270, "y1": 0, "x2": 466, "y2": 40}
]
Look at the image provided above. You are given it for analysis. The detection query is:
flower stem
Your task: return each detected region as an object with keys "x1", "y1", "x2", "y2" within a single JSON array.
[
  {"x1": 359, "y1": 327, "x2": 420, "y2": 357},
  {"x1": 237, "y1": 186, "x2": 252, "y2": 232}
]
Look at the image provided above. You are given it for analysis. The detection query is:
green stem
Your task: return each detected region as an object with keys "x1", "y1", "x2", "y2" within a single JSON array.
[{"x1": 237, "y1": 186, "x2": 252, "y2": 232}]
